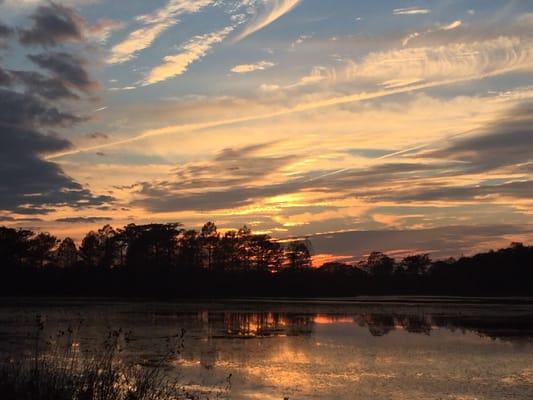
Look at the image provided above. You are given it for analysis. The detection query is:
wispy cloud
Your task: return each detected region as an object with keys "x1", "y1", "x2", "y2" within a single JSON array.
[
  {"x1": 402, "y1": 20, "x2": 462, "y2": 46},
  {"x1": 85, "y1": 18, "x2": 124, "y2": 44},
  {"x1": 338, "y1": 37, "x2": 533, "y2": 88},
  {"x1": 107, "y1": 0, "x2": 213, "y2": 64},
  {"x1": 231, "y1": 60, "x2": 275, "y2": 73},
  {"x1": 291, "y1": 34, "x2": 312, "y2": 49},
  {"x1": 393, "y1": 7, "x2": 431, "y2": 16},
  {"x1": 143, "y1": 25, "x2": 235, "y2": 85},
  {"x1": 234, "y1": 0, "x2": 301, "y2": 42}
]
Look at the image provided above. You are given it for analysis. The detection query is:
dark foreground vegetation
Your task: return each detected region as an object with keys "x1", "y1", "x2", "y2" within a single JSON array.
[
  {"x1": 0, "y1": 321, "x2": 228, "y2": 400},
  {"x1": 1, "y1": 222, "x2": 532, "y2": 297}
]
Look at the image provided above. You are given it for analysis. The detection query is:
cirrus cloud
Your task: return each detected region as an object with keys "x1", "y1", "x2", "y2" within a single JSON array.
[
  {"x1": 231, "y1": 60, "x2": 275, "y2": 73},
  {"x1": 233, "y1": 0, "x2": 301, "y2": 42}
]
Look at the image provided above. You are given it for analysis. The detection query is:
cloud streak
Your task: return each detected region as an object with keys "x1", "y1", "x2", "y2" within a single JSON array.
[
  {"x1": 231, "y1": 60, "x2": 275, "y2": 73},
  {"x1": 45, "y1": 57, "x2": 533, "y2": 160},
  {"x1": 393, "y1": 7, "x2": 431, "y2": 16},
  {"x1": 107, "y1": 0, "x2": 213, "y2": 64},
  {"x1": 143, "y1": 24, "x2": 235, "y2": 85},
  {"x1": 233, "y1": 0, "x2": 300, "y2": 42}
]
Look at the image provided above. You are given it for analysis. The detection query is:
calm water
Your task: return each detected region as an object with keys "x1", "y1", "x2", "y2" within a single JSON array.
[{"x1": 1, "y1": 297, "x2": 533, "y2": 399}]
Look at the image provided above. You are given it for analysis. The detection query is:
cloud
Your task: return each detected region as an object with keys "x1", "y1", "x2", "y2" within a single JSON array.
[
  {"x1": 231, "y1": 60, "x2": 275, "y2": 73},
  {"x1": 317, "y1": 103, "x2": 533, "y2": 205},
  {"x1": 310, "y1": 225, "x2": 533, "y2": 260},
  {"x1": 1, "y1": 0, "x2": 99, "y2": 11},
  {"x1": 285, "y1": 66, "x2": 329, "y2": 88},
  {"x1": 423, "y1": 103, "x2": 533, "y2": 173},
  {"x1": 10, "y1": 70, "x2": 79, "y2": 99},
  {"x1": 28, "y1": 52, "x2": 97, "y2": 92},
  {"x1": 107, "y1": 0, "x2": 213, "y2": 64},
  {"x1": 86, "y1": 132, "x2": 108, "y2": 140},
  {"x1": 342, "y1": 37, "x2": 533, "y2": 88},
  {"x1": 393, "y1": 7, "x2": 430, "y2": 16},
  {"x1": 234, "y1": 0, "x2": 300, "y2": 42},
  {"x1": 291, "y1": 34, "x2": 311, "y2": 49},
  {"x1": 378, "y1": 181, "x2": 533, "y2": 203},
  {"x1": 7, "y1": 51, "x2": 97, "y2": 100},
  {"x1": 0, "y1": 88, "x2": 82, "y2": 126},
  {"x1": 85, "y1": 18, "x2": 123, "y2": 44},
  {"x1": 19, "y1": 1, "x2": 85, "y2": 47},
  {"x1": 0, "y1": 21, "x2": 14, "y2": 47},
  {"x1": 0, "y1": 88, "x2": 114, "y2": 214},
  {"x1": 45, "y1": 69, "x2": 531, "y2": 160},
  {"x1": 259, "y1": 83, "x2": 280, "y2": 91},
  {"x1": 131, "y1": 142, "x2": 300, "y2": 211},
  {"x1": 402, "y1": 20, "x2": 462, "y2": 46},
  {"x1": 55, "y1": 216, "x2": 113, "y2": 223},
  {"x1": 0, "y1": 4, "x2": 114, "y2": 215},
  {"x1": 143, "y1": 25, "x2": 235, "y2": 85},
  {"x1": 122, "y1": 98, "x2": 533, "y2": 220}
]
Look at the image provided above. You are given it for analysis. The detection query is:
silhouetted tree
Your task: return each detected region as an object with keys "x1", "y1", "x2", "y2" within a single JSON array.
[
  {"x1": 178, "y1": 229, "x2": 201, "y2": 270},
  {"x1": 28, "y1": 232, "x2": 59, "y2": 268},
  {"x1": 236, "y1": 225, "x2": 253, "y2": 269},
  {"x1": 79, "y1": 231, "x2": 103, "y2": 268},
  {"x1": 213, "y1": 230, "x2": 238, "y2": 272},
  {"x1": 0, "y1": 227, "x2": 33, "y2": 267},
  {"x1": 366, "y1": 251, "x2": 395, "y2": 277},
  {"x1": 200, "y1": 222, "x2": 219, "y2": 271},
  {"x1": 249, "y1": 234, "x2": 284, "y2": 272},
  {"x1": 124, "y1": 223, "x2": 181, "y2": 270},
  {"x1": 400, "y1": 254, "x2": 431, "y2": 275},
  {"x1": 286, "y1": 241, "x2": 312, "y2": 269},
  {"x1": 319, "y1": 262, "x2": 354, "y2": 274},
  {"x1": 55, "y1": 237, "x2": 78, "y2": 268},
  {"x1": 0, "y1": 219, "x2": 531, "y2": 298}
]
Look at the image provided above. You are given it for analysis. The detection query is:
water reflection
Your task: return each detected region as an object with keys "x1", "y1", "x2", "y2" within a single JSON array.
[
  {"x1": 1, "y1": 299, "x2": 533, "y2": 400},
  {"x1": 162, "y1": 308, "x2": 533, "y2": 342}
]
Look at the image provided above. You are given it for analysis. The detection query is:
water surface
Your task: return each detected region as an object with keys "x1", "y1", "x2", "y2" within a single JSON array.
[{"x1": 1, "y1": 297, "x2": 532, "y2": 399}]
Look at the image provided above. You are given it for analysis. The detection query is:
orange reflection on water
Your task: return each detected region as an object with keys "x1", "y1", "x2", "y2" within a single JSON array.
[{"x1": 314, "y1": 314, "x2": 354, "y2": 324}]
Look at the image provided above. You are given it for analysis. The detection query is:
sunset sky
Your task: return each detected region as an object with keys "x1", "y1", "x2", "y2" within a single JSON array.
[{"x1": 1, "y1": 0, "x2": 532, "y2": 262}]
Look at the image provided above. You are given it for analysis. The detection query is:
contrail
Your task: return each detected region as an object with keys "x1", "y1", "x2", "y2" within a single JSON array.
[
  {"x1": 304, "y1": 127, "x2": 482, "y2": 183},
  {"x1": 45, "y1": 66, "x2": 528, "y2": 161}
]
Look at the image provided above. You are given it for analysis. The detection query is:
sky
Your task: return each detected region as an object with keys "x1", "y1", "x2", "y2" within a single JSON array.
[{"x1": 0, "y1": 0, "x2": 532, "y2": 263}]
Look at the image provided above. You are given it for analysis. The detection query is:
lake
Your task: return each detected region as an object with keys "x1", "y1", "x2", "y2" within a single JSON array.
[{"x1": 1, "y1": 297, "x2": 532, "y2": 399}]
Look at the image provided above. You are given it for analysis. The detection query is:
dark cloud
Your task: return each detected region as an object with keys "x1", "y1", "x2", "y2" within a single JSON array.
[
  {"x1": 55, "y1": 216, "x2": 113, "y2": 224},
  {"x1": 173, "y1": 142, "x2": 297, "y2": 188},
  {"x1": 10, "y1": 70, "x2": 79, "y2": 100},
  {"x1": 0, "y1": 23, "x2": 13, "y2": 38},
  {"x1": 28, "y1": 52, "x2": 96, "y2": 92},
  {"x1": 129, "y1": 101, "x2": 533, "y2": 215},
  {"x1": 134, "y1": 180, "x2": 299, "y2": 212},
  {"x1": 0, "y1": 5, "x2": 113, "y2": 216},
  {"x1": 0, "y1": 89, "x2": 82, "y2": 126},
  {"x1": 424, "y1": 103, "x2": 533, "y2": 173},
  {"x1": 0, "y1": 65, "x2": 11, "y2": 86},
  {"x1": 310, "y1": 224, "x2": 533, "y2": 260},
  {"x1": 373, "y1": 180, "x2": 533, "y2": 202},
  {"x1": 131, "y1": 145, "x2": 440, "y2": 212},
  {"x1": 19, "y1": 2, "x2": 85, "y2": 47},
  {"x1": 0, "y1": 121, "x2": 113, "y2": 214},
  {"x1": 0, "y1": 21, "x2": 13, "y2": 48},
  {"x1": 131, "y1": 142, "x2": 302, "y2": 211},
  {"x1": 87, "y1": 132, "x2": 108, "y2": 140}
]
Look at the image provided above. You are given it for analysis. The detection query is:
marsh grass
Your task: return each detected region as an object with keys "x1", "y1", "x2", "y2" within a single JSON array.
[{"x1": 0, "y1": 316, "x2": 230, "y2": 400}]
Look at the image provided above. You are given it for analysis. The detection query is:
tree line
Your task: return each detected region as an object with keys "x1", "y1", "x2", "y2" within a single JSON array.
[
  {"x1": 0, "y1": 222, "x2": 312, "y2": 272},
  {"x1": 1, "y1": 222, "x2": 531, "y2": 297}
]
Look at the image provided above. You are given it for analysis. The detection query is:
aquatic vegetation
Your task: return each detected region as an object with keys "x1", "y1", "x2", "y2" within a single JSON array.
[{"x1": 0, "y1": 318, "x2": 229, "y2": 400}]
